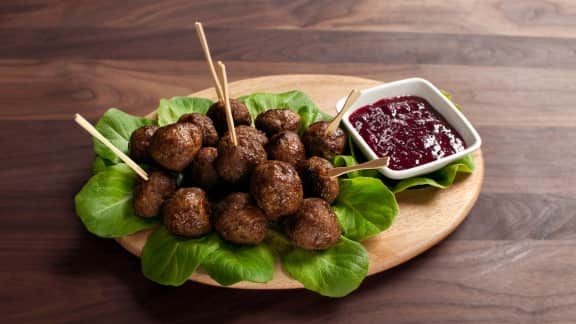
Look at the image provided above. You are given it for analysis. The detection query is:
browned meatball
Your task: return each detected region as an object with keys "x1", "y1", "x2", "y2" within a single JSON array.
[
  {"x1": 234, "y1": 125, "x2": 268, "y2": 146},
  {"x1": 133, "y1": 171, "x2": 177, "y2": 218},
  {"x1": 163, "y1": 188, "x2": 212, "y2": 238},
  {"x1": 129, "y1": 125, "x2": 158, "y2": 164},
  {"x1": 266, "y1": 131, "x2": 305, "y2": 166},
  {"x1": 185, "y1": 147, "x2": 221, "y2": 190},
  {"x1": 250, "y1": 160, "x2": 303, "y2": 220},
  {"x1": 284, "y1": 198, "x2": 341, "y2": 250},
  {"x1": 148, "y1": 123, "x2": 203, "y2": 172},
  {"x1": 216, "y1": 133, "x2": 267, "y2": 184},
  {"x1": 215, "y1": 193, "x2": 268, "y2": 245},
  {"x1": 302, "y1": 121, "x2": 347, "y2": 160},
  {"x1": 255, "y1": 109, "x2": 301, "y2": 136},
  {"x1": 298, "y1": 156, "x2": 340, "y2": 204},
  {"x1": 207, "y1": 98, "x2": 252, "y2": 135},
  {"x1": 178, "y1": 113, "x2": 219, "y2": 146}
]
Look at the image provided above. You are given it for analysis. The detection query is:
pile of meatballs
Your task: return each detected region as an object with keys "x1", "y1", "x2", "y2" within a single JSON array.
[{"x1": 129, "y1": 98, "x2": 348, "y2": 250}]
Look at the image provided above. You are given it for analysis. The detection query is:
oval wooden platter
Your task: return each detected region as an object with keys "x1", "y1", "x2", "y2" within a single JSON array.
[{"x1": 116, "y1": 74, "x2": 484, "y2": 290}]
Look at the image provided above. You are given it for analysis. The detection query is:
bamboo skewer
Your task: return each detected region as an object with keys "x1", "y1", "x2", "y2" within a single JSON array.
[
  {"x1": 74, "y1": 114, "x2": 149, "y2": 181},
  {"x1": 327, "y1": 157, "x2": 390, "y2": 178},
  {"x1": 325, "y1": 88, "x2": 361, "y2": 136},
  {"x1": 217, "y1": 61, "x2": 238, "y2": 146},
  {"x1": 195, "y1": 21, "x2": 224, "y2": 102}
]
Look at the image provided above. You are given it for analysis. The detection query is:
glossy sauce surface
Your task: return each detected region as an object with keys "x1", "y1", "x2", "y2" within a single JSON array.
[{"x1": 349, "y1": 96, "x2": 466, "y2": 170}]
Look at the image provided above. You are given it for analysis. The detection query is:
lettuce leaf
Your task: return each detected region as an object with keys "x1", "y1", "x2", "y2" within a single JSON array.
[
  {"x1": 93, "y1": 108, "x2": 156, "y2": 164},
  {"x1": 332, "y1": 177, "x2": 398, "y2": 241},
  {"x1": 384, "y1": 154, "x2": 475, "y2": 193},
  {"x1": 268, "y1": 230, "x2": 368, "y2": 298},
  {"x1": 202, "y1": 238, "x2": 276, "y2": 286},
  {"x1": 74, "y1": 164, "x2": 159, "y2": 238},
  {"x1": 92, "y1": 156, "x2": 113, "y2": 174},
  {"x1": 156, "y1": 96, "x2": 214, "y2": 126},
  {"x1": 141, "y1": 227, "x2": 219, "y2": 286},
  {"x1": 240, "y1": 90, "x2": 331, "y2": 133}
]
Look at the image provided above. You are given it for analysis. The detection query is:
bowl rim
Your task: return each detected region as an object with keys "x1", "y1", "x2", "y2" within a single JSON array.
[{"x1": 336, "y1": 77, "x2": 482, "y2": 180}]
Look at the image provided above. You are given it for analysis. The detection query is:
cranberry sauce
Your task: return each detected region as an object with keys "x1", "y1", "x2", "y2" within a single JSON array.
[{"x1": 348, "y1": 96, "x2": 466, "y2": 171}]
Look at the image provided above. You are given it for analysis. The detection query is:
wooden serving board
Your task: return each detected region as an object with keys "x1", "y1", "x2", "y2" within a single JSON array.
[{"x1": 116, "y1": 74, "x2": 484, "y2": 289}]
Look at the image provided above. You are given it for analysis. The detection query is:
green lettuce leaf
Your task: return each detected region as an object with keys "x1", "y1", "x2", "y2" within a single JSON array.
[
  {"x1": 92, "y1": 156, "x2": 113, "y2": 174},
  {"x1": 385, "y1": 154, "x2": 475, "y2": 193},
  {"x1": 240, "y1": 90, "x2": 331, "y2": 132},
  {"x1": 93, "y1": 108, "x2": 156, "y2": 163},
  {"x1": 74, "y1": 164, "x2": 159, "y2": 238},
  {"x1": 202, "y1": 238, "x2": 276, "y2": 286},
  {"x1": 332, "y1": 177, "x2": 398, "y2": 241},
  {"x1": 156, "y1": 96, "x2": 214, "y2": 126},
  {"x1": 268, "y1": 231, "x2": 368, "y2": 298},
  {"x1": 141, "y1": 227, "x2": 219, "y2": 286}
]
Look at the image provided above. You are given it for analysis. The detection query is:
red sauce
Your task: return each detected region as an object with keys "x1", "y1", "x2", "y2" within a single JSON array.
[{"x1": 349, "y1": 96, "x2": 466, "y2": 171}]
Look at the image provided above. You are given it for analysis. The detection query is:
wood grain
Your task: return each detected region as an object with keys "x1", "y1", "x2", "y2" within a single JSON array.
[
  {"x1": 2, "y1": 0, "x2": 576, "y2": 38},
  {"x1": 1, "y1": 0, "x2": 575, "y2": 322},
  {"x1": 3, "y1": 60, "x2": 576, "y2": 128},
  {"x1": 2, "y1": 28, "x2": 576, "y2": 69},
  {"x1": 2, "y1": 239, "x2": 576, "y2": 323}
]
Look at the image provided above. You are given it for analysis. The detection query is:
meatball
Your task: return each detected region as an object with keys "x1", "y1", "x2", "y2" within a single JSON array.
[
  {"x1": 178, "y1": 113, "x2": 219, "y2": 147},
  {"x1": 163, "y1": 188, "x2": 212, "y2": 238},
  {"x1": 302, "y1": 121, "x2": 347, "y2": 160},
  {"x1": 129, "y1": 125, "x2": 158, "y2": 164},
  {"x1": 207, "y1": 98, "x2": 252, "y2": 135},
  {"x1": 255, "y1": 108, "x2": 301, "y2": 136},
  {"x1": 234, "y1": 125, "x2": 268, "y2": 146},
  {"x1": 250, "y1": 160, "x2": 303, "y2": 220},
  {"x1": 133, "y1": 171, "x2": 177, "y2": 218},
  {"x1": 215, "y1": 193, "x2": 268, "y2": 245},
  {"x1": 216, "y1": 132, "x2": 267, "y2": 184},
  {"x1": 148, "y1": 123, "x2": 203, "y2": 172},
  {"x1": 284, "y1": 198, "x2": 341, "y2": 250},
  {"x1": 298, "y1": 156, "x2": 340, "y2": 203},
  {"x1": 266, "y1": 131, "x2": 305, "y2": 166},
  {"x1": 185, "y1": 147, "x2": 221, "y2": 190}
]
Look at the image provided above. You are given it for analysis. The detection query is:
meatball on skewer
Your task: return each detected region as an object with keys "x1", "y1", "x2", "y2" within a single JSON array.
[
  {"x1": 302, "y1": 89, "x2": 361, "y2": 160},
  {"x1": 214, "y1": 62, "x2": 267, "y2": 185},
  {"x1": 255, "y1": 108, "x2": 301, "y2": 136},
  {"x1": 215, "y1": 193, "x2": 268, "y2": 245},
  {"x1": 133, "y1": 170, "x2": 177, "y2": 218},
  {"x1": 129, "y1": 125, "x2": 158, "y2": 164},
  {"x1": 216, "y1": 132, "x2": 267, "y2": 184},
  {"x1": 163, "y1": 188, "x2": 212, "y2": 238},
  {"x1": 149, "y1": 123, "x2": 203, "y2": 172},
  {"x1": 298, "y1": 156, "x2": 339, "y2": 204},
  {"x1": 207, "y1": 98, "x2": 252, "y2": 135},
  {"x1": 283, "y1": 198, "x2": 341, "y2": 250},
  {"x1": 250, "y1": 160, "x2": 303, "y2": 220}
]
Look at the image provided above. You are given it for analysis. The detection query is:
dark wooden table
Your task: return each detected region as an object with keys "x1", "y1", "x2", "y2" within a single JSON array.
[{"x1": 2, "y1": 1, "x2": 576, "y2": 323}]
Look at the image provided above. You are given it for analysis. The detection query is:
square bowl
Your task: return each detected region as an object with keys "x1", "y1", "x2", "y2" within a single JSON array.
[{"x1": 336, "y1": 78, "x2": 482, "y2": 180}]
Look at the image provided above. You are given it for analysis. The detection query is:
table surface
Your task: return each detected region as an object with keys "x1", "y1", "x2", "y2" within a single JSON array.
[{"x1": 1, "y1": 1, "x2": 575, "y2": 323}]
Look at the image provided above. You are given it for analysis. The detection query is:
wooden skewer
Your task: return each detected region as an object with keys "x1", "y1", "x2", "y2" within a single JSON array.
[
  {"x1": 325, "y1": 88, "x2": 361, "y2": 136},
  {"x1": 195, "y1": 21, "x2": 224, "y2": 102},
  {"x1": 327, "y1": 157, "x2": 389, "y2": 178},
  {"x1": 217, "y1": 61, "x2": 238, "y2": 146},
  {"x1": 74, "y1": 114, "x2": 149, "y2": 181}
]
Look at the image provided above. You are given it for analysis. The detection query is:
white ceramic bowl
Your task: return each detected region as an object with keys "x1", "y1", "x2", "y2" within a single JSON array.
[{"x1": 336, "y1": 78, "x2": 482, "y2": 180}]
